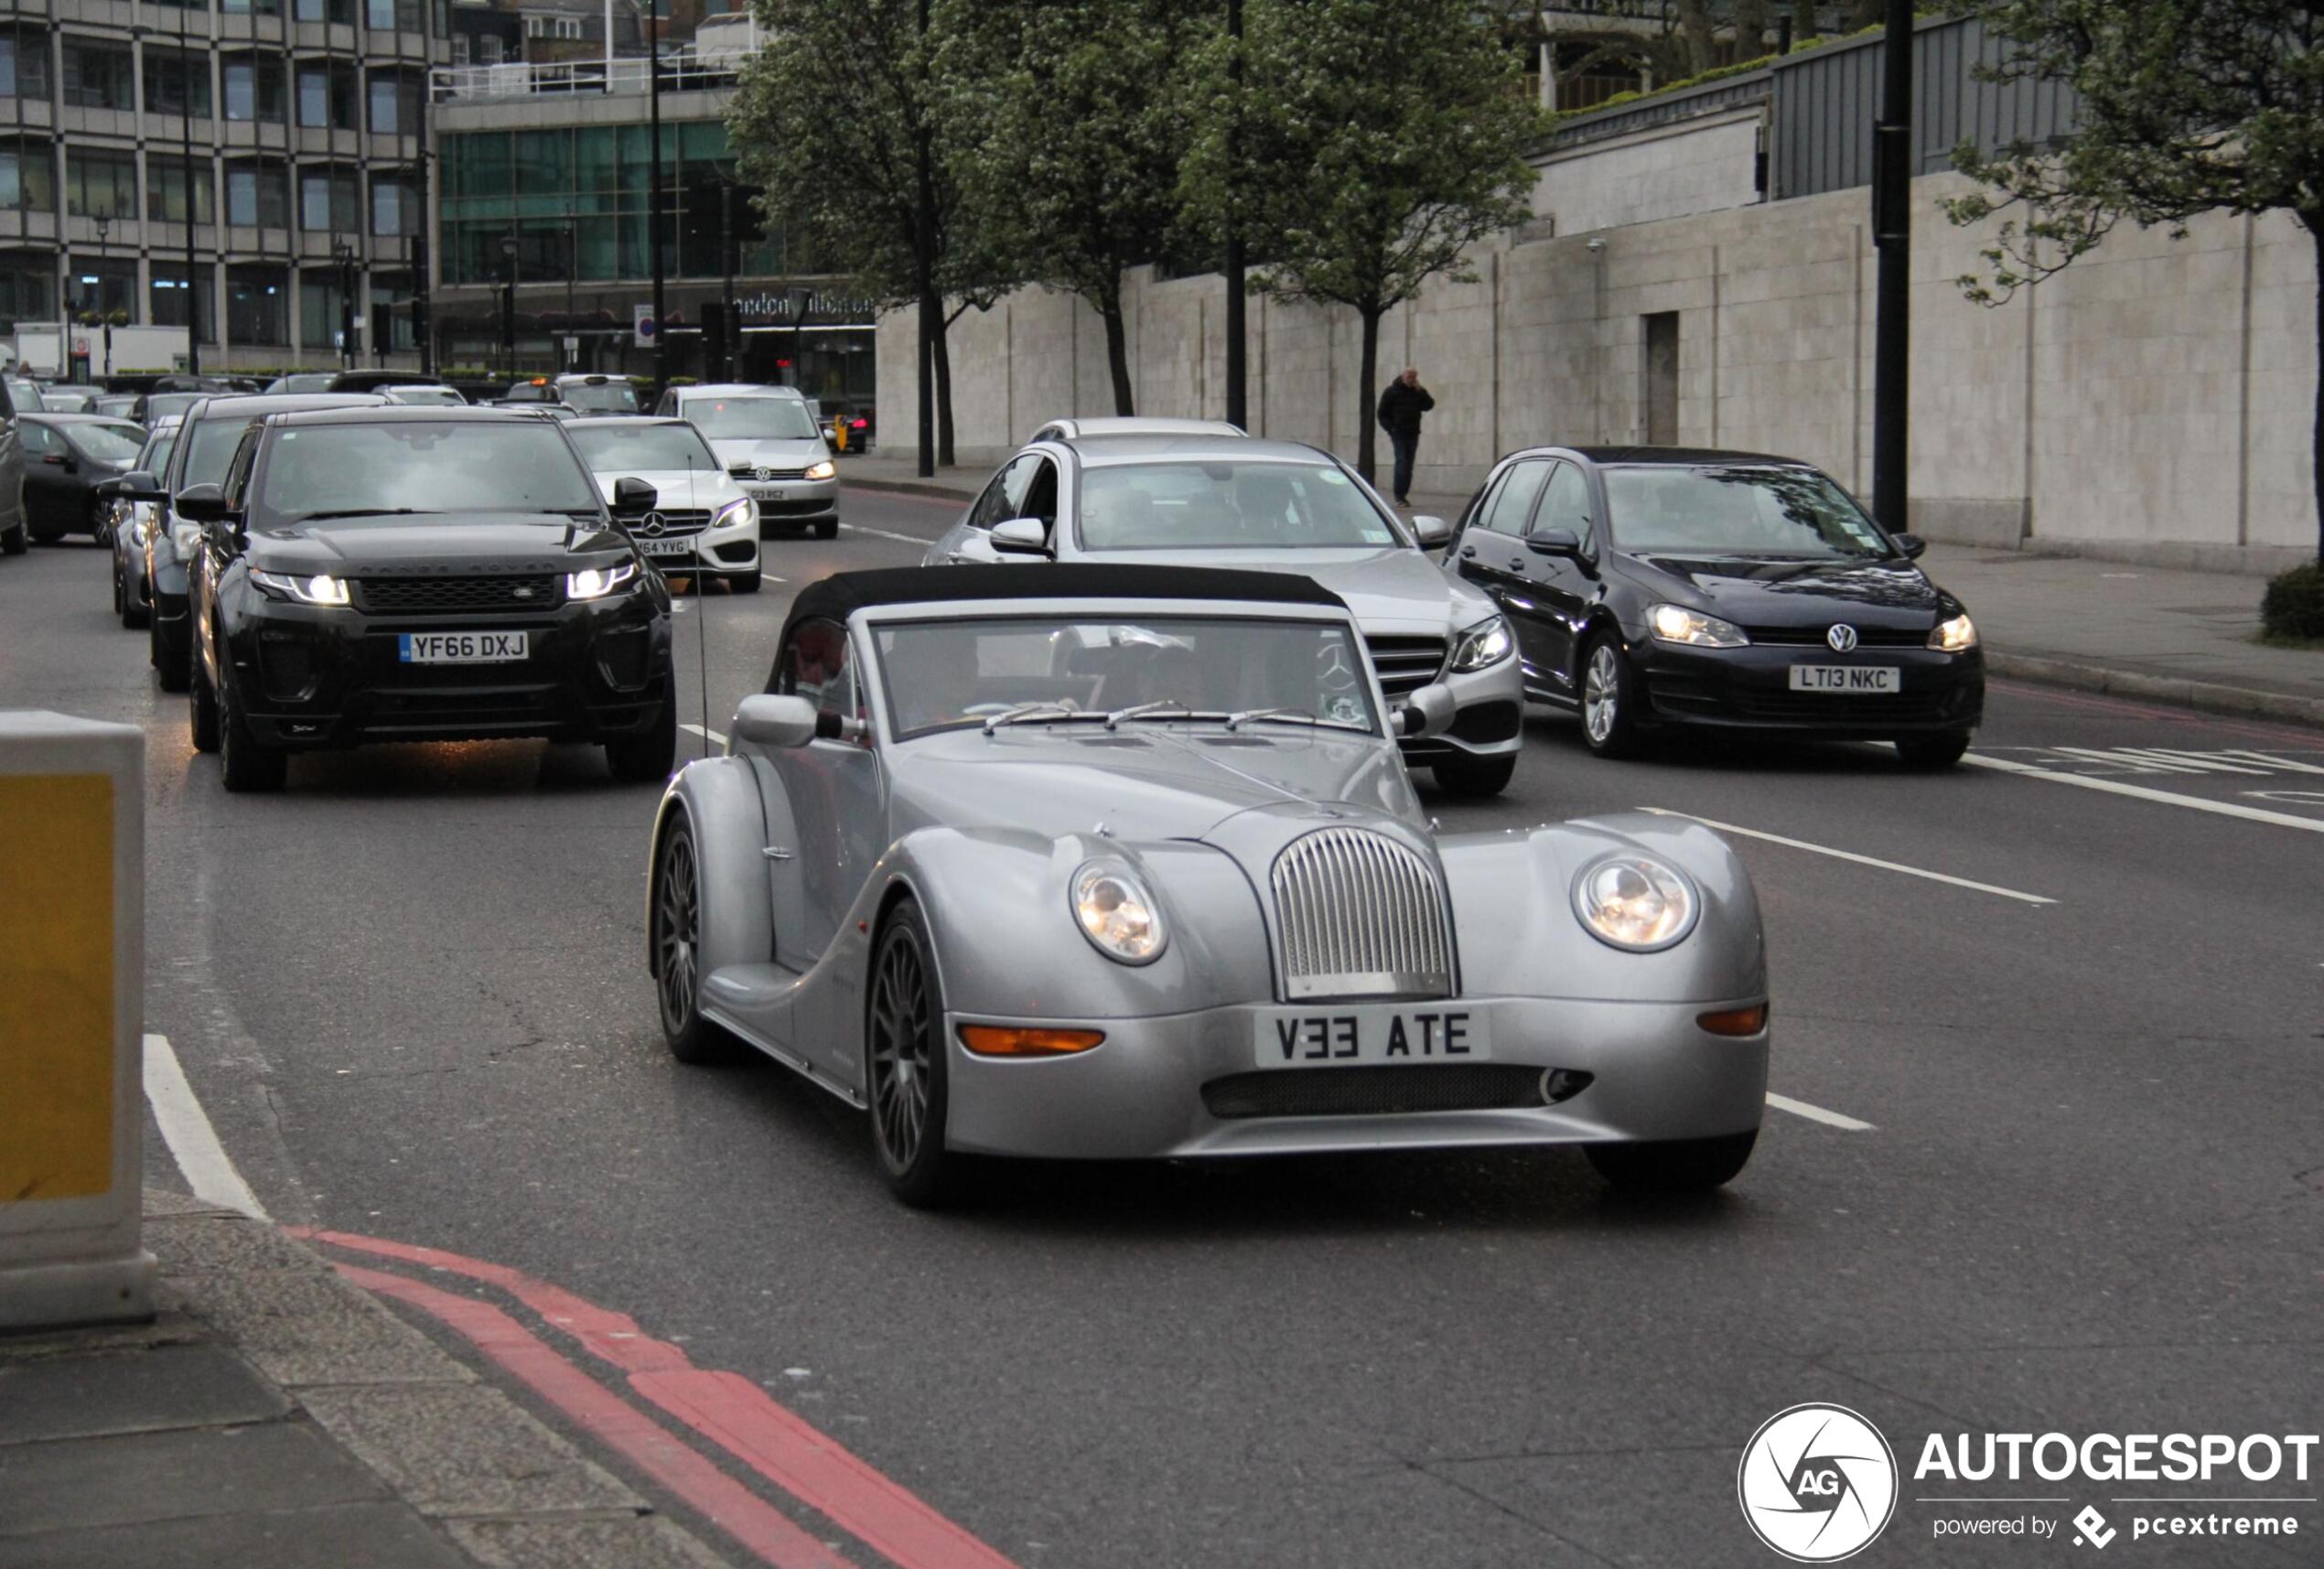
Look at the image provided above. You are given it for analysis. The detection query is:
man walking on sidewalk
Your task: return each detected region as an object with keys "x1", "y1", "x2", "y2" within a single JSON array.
[{"x1": 1376, "y1": 368, "x2": 1434, "y2": 507}]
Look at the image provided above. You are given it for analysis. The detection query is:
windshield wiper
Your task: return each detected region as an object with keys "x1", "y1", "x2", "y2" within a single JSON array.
[
  {"x1": 291, "y1": 508, "x2": 440, "y2": 522},
  {"x1": 1225, "y1": 706, "x2": 1368, "y2": 732},
  {"x1": 981, "y1": 702, "x2": 1102, "y2": 735},
  {"x1": 1104, "y1": 699, "x2": 1208, "y2": 730}
]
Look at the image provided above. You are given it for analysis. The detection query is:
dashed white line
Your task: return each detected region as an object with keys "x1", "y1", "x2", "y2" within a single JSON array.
[
  {"x1": 837, "y1": 521, "x2": 941, "y2": 548},
  {"x1": 680, "y1": 723, "x2": 727, "y2": 747},
  {"x1": 1638, "y1": 807, "x2": 2057, "y2": 905},
  {"x1": 1964, "y1": 753, "x2": 2324, "y2": 833},
  {"x1": 144, "y1": 1032, "x2": 269, "y2": 1219},
  {"x1": 1765, "y1": 1092, "x2": 1877, "y2": 1132}
]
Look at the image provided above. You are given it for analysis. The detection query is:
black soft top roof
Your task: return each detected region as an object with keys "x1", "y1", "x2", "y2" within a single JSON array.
[{"x1": 779, "y1": 564, "x2": 1348, "y2": 653}]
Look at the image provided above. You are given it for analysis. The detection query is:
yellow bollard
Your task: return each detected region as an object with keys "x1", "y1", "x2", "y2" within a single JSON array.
[{"x1": 0, "y1": 712, "x2": 154, "y2": 1329}]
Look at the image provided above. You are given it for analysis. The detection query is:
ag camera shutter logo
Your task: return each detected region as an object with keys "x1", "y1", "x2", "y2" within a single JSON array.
[{"x1": 1738, "y1": 1403, "x2": 1899, "y2": 1562}]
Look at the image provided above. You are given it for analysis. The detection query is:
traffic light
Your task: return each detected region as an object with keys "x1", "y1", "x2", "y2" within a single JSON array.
[{"x1": 700, "y1": 301, "x2": 727, "y2": 382}]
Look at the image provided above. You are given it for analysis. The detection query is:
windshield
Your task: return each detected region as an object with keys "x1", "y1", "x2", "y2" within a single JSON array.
[
  {"x1": 141, "y1": 432, "x2": 178, "y2": 474},
  {"x1": 270, "y1": 375, "x2": 334, "y2": 394},
  {"x1": 1602, "y1": 466, "x2": 1895, "y2": 559},
  {"x1": 182, "y1": 414, "x2": 260, "y2": 488},
  {"x1": 685, "y1": 397, "x2": 819, "y2": 441},
  {"x1": 386, "y1": 387, "x2": 466, "y2": 406},
  {"x1": 8, "y1": 381, "x2": 44, "y2": 412},
  {"x1": 64, "y1": 422, "x2": 146, "y2": 462},
  {"x1": 569, "y1": 423, "x2": 719, "y2": 474},
  {"x1": 873, "y1": 615, "x2": 1378, "y2": 740},
  {"x1": 560, "y1": 381, "x2": 640, "y2": 414},
  {"x1": 1076, "y1": 461, "x2": 1400, "y2": 552},
  {"x1": 146, "y1": 393, "x2": 206, "y2": 422},
  {"x1": 255, "y1": 420, "x2": 600, "y2": 520}
]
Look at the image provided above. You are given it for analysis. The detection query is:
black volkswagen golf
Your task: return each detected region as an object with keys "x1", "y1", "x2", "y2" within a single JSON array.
[
  {"x1": 1448, "y1": 446, "x2": 1984, "y2": 767},
  {"x1": 178, "y1": 406, "x2": 676, "y2": 791}
]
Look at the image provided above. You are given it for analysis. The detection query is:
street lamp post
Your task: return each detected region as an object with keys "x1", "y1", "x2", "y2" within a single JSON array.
[
  {"x1": 719, "y1": 178, "x2": 736, "y2": 384},
  {"x1": 92, "y1": 214, "x2": 113, "y2": 379},
  {"x1": 647, "y1": 23, "x2": 666, "y2": 397},
  {"x1": 564, "y1": 220, "x2": 578, "y2": 371},
  {"x1": 1870, "y1": 0, "x2": 1912, "y2": 532},
  {"x1": 179, "y1": 7, "x2": 202, "y2": 376},
  {"x1": 331, "y1": 237, "x2": 358, "y2": 371},
  {"x1": 790, "y1": 285, "x2": 809, "y2": 392},
  {"x1": 500, "y1": 231, "x2": 520, "y2": 377}
]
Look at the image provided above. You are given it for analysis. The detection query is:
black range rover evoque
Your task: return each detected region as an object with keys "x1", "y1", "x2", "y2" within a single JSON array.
[{"x1": 177, "y1": 405, "x2": 677, "y2": 791}]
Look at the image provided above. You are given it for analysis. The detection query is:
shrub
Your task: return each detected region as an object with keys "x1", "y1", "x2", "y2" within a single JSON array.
[{"x1": 2260, "y1": 561, "x2": 2324, "y2": 640}]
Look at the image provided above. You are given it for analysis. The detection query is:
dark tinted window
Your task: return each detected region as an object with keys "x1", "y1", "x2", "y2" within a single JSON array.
[
  {"x1": 1535, "y1": 462, "x2": 1593, "y2": 554},
  {"x1": 1474, "y1": 459, "x2": 1550, "y2": 537}
]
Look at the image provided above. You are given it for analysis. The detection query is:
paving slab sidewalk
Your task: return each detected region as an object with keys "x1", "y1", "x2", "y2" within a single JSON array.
[
  {"x1": 0, "y1": 1193, "x2": 741, "y2": 1569},
  {"x1": 835, "y1": 459, "x2": 2322, "y2": 729}
]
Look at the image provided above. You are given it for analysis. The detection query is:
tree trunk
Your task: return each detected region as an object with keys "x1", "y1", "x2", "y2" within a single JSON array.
[
  {"x1": 1791, "y1": 0, "x2": 1818, "y2": 48},
  {"x1": 1675, "y1": 0, "x2": 1718, "y2": 75},
  {"x1": 931, "y1": 309, "x2": 956, "y2": 468},
  {"x1": 1098, "y1": 285, "x2": 1135, "y2": 416},
  {"x1": 1354, "y1": 306, "x2": 1381, "y2": 485}
]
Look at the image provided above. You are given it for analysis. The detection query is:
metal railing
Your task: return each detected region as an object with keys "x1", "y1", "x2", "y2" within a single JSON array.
[{"x1": 430, "y1": 39, "x2": 759, "y2": 102}]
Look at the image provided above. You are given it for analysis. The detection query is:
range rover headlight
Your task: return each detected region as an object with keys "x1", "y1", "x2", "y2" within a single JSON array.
[
  {"x1": 248, "y1": 568, "x2": 351, "y2": 607},
  {"x1": 804, "y1": 459, "x2": 836, "y2": 481},
  {"x1": 1648, "y1": 604, "x2": 1748, "y2": 649},
  {"x1": 1928, "y1": 612, "x2": 1977, "y2": 651},
  {"x1": 1071, "y1": 861, "x2": 1167, "y2": 964},
  {"x1": 714, "y1": 497, "x2": 755, "y2": 532},
  {"x1": 1572, "y1": 854, "x2": 1698, "y2": 951},
  {"x1": 566, "y1": 560, "x2": 640, "y2": 601},
  {"x1": 1448, "y1": 614, "x2": 1513, "y2": 672}
]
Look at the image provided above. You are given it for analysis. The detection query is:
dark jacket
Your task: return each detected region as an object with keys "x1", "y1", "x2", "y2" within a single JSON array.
[{"x1": 1377, "y1": 379, "x2": 1434, "y2": 437}]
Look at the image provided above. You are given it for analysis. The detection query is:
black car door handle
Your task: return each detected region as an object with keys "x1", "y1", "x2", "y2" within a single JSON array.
[
  {"x1": 1508, "y1": 556, "x2": 1526, "y2": 572},
  {"x1": 1458, "y1": 543, "x2": 1477, "y2": 559}
]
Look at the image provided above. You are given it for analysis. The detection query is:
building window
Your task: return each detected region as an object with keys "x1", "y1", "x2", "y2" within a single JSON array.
[
  {"x1": 222, "y1": 0, "x2": 288, "y2": 16},
  {"x1": 149, "y1": 264, "x2": 214, "y2": 339},
  {"x1": 0, "y1": 140, "x2": 55, "y2": 214},
  {"x1": 371, "y1": 176, "x2": 416, "y2": 236},
  {"x1": 62, "y1": 43, "x2": 136, "y2": 111},
  {"x1": 300, "y1": 167, "x2": 359, "y2": 231},
  {"x1": 0, "y1": 249, "x2": 55, "y2": 324},
  {"x1": 299, "y1": 264, "x2": 354, "y2": 349},
  {"x1": 294, "y1": 0, "x2": 357, "y2": 23},
  {"x1": 0, "y1": 27, "x2": 51, "y2": 101},
  {"x1": 297, "y1": 64, "x2": 359, "y2": 130},
  {"x1": 146, "y1": 155, "x2": 216, "y2": 224},
  {"x1": 144, "y1": 51, "x2": 214, "y2": 118},
  {"x1": 367, "y1": 70, "x2": 423, "y2": 135},
  {"x1": 224, "y1": 58, "x2": 286, "y2": 123},
  {"x1": 67, "y1": 260, "x2": 138, "y2": 322},
  {"x1": 66, "y1": 149, "x2": 137, "y2": 219},
  {"x1": 227, "y1": 161, "x2": 290, "y2": 227},
  {"x1": 228, "y1": 263, "x2": 288, "y2": 345},
  {"x1": 366, "y1": 0, "x2": 424, "y2": 30}
]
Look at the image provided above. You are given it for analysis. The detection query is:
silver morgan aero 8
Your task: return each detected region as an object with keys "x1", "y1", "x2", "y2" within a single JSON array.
[{"x1": 646, "y1": 564, "x2": 1770, "y2": 1206}]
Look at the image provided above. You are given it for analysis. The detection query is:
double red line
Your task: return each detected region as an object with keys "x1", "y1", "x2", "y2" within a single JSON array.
[{"x1": 296, "y1": 1229, "x2": 1019, "y2": 1569}]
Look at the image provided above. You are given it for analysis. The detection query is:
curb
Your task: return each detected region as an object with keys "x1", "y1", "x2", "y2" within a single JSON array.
[
  {"x1": 838, "y1": 475, "x2": 975, "y2": 503},
  {"x1": 1987, "y1": 650, "x2": 2324, "y2": 731}
]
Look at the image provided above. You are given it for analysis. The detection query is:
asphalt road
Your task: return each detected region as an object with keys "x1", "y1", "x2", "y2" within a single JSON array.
[{"x1": 3, "y1": 489, "x2": 2319, "y2": 1569}]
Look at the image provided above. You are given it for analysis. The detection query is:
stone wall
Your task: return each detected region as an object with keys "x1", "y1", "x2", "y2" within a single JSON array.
[
  {"x1": 878, "y1": 157, "x2": 2318, "y2": 572},
  {"x1": 1526, "y1": 111, "x2": 1765, "y2": 237}
]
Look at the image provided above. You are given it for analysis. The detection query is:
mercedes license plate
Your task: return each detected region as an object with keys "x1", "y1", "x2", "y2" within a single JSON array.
[
  {"x1": 1788, "y1": 664, "x2": 1899, "y2": 693},
  {"x1": 640, "y1": 536, "x2": 696, "y2": 559},
  {"x1": 1253, "y1": 1005, "x2": 1490, "y2": 1068},
  {"x1": 397, "y1": 630, "x2": 528, "y2": 665}
]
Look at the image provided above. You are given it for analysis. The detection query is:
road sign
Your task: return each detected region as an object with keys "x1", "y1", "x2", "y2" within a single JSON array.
[{"x1": 633, "y1": 305, "x2": 656, "y2": 346}]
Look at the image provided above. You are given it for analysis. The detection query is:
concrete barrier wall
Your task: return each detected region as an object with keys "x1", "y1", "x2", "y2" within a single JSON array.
[{"x1": 879, "y1": 167, "x2": 2317, "y2": 573}]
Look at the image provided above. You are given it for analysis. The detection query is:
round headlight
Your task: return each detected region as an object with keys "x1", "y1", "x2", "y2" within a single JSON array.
[
  {"x1": 1571, "y1": 854, "x2": 1698, "y2": 951},
  {"x1": 1071, "y1": 862, "x2": 1166, "y2": 964}
]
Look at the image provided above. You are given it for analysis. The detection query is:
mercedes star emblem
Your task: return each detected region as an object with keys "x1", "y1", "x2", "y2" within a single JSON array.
[{"x1": 640, "y1": 512, "x2": 667, "y2": 537}]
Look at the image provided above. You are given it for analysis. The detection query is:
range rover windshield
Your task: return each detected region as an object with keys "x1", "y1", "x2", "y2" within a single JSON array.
[{"x1": 256, "y1": 421, "x2": 601, "y2": 520}]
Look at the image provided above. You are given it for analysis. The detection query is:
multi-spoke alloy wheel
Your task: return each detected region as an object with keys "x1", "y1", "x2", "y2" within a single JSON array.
[
  {"x1": 866, "y1": 903, "x2": 961, "y2": 1206},
  {"x1": 1579, "y1": 635, "x2": 1640, "y2": 758},
  {"x1": 654, "y1": 822, "x2": 728, "y2": 1064}
]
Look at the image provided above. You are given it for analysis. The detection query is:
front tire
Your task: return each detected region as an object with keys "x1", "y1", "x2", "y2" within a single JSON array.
[
  {"x1": 0, "y1": 516, "x2": 25, "y2": 556},
  {"x1": 813, "y1": 518, "x2": 838, "y2": 542},
  {"x1": 155, "y1": 618, "x2": 190, "y2": 693},
  {"x1": 1896, "y1": 731, "x2": 1971, "y2": 769},
  {"x1": 1578, "y1": 633, "x2": 1643, "y2": 758},
  {"x1": 189, "y1": 650, "x2": 221, "y2": 754},
  {"x1": 217, "y1": 679, "x2": 285, "y2": 793},
  {"x1": 866, "y1": 901, "x2": 964, "y2": 1208},
  {"x1": 652, "y1": 820, "x2": 735, "y2": 1065},
  {"x1": 1586, "y1": 1129, "x2": 1757, "y2": 1193},
  {"x1": 605, "y1": 697, "x2": 677, "y2": 783},
  {"x1": 728, "y1": 564, "x2": 763, "y2": 595},
  {"x1": 1431, "y1": 751, "x2": 1516, "y2": 798}
]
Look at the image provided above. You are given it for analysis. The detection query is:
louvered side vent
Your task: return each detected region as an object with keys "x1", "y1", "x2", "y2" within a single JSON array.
[{"x1": 1268, "y1": 828, "x2": 1454, "y2": 1001}]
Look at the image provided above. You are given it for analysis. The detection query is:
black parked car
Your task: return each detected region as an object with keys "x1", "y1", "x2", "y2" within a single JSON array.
[
  {"x1": 178, "y1": 405, "x2": 676, "y2": 791},
  {"x1": 17, "y1": 414, "x2": 146, "y2": 541},
  {"x1": 1448, "y1": 446, "x2": 1983, "y2": 768}
]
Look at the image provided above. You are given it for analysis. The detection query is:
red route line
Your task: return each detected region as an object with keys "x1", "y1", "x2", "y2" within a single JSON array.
[
  {"x1": 335, "y1": 1263, "x2": 853, "y2": 1569},
  {"x1": 302, "y1": 1229, "x2": 1021, "y2": 1569}
]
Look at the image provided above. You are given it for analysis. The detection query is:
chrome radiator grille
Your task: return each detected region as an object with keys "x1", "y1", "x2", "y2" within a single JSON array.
[{"x1": 1268, "y1": 828, "x2": 1454, "y2": 1000}]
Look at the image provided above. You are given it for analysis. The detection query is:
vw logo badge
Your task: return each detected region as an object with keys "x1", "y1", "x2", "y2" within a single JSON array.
[
  {"x1": 1737, "y1": 1403, "x2": 1897, "y2": 1562},
  {"x1": 639, "y1": 512, "x2": 667, "y2": 537},
  {"x1": 1825, "y1": 624, "x2": 1859, "y2": 653},
  {"x1": 755, "y1": 466, "x2": 776, "y2": 482}
]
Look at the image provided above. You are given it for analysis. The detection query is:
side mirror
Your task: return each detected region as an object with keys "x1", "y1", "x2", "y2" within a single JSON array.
[
  {"x1": 1893, "y1": 532, "x2": 1927, "y2": 560},
  {"x1": 1409, "y1": 514, "x2": 1452, "y2": 549},
  {"x1": 989, "y1": 517, "x2": 1052, "y2": 558},
  {"x1": 172, "y1": 483, "x2": 233, "y2": 524},
  {"x1": 1527, "y1": 527, "x2": 1583, "y2": 558},
  {"x1": 611, "y1": 476, "x2": 658, "y2": 518},
  {"x1": 38, "y1": 452, "x2": 66, "y2": 467},
  {"x1": 731, "y1": 693, "x2": 823, "y2": 749},
  {"x1": 1397, "y1": 683, "x2": 1456, "y2": 739},
  {"x1": 101, "y1": 469, "x2": 162, "y2": 502}
]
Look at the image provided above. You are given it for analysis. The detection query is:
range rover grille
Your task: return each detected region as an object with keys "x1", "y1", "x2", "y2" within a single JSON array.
[{"x1": 354, "y1": 575, "x2": 562, "y2": 615}]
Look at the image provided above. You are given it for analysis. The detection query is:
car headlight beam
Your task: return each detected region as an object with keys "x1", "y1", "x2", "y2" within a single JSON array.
[
  {"x1": 248, "y1": 568, "x2": 352, "y2": 607},
  {"x1": 1572, "y1": 854, "x2": 1699, "y2": 951},
  {"x1": 1071, "y1": 860, "x2": 1167, "y2": 965},
  {"x1": 714, "y1": 497, "x2": 755, "y2": 532},
  {"x1": 1928, "y1": 612, "x2": 1977, "y2": 651},
  {"x1": 1648, "y1": 604, "x2": 1748, "y2": 649},
  {"x1": 804, "y1": 459, "x2": 836, "y2": 481},
  {"x1": 1448, "y1": 614, "x2": 1513, "y2": 672},
  {"x1": 566, "y1": 560, "x2": 640, "y2": 601}
]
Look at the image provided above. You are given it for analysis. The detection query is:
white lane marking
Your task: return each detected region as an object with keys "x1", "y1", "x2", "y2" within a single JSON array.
[
  {"x1": 680, "y1": 723, "x2": 727, "y2": 746},
  {"x1": 837, "y1": 521, "x2": 941, "y2": 548},
  {"x1": 144, "y1": 1032, "x2": 269, "y2": 1220},
  {"x1": 1964, "y1": 753, "x2": 2324, "y2": 834},
  {"x1": 1638, "y1": 807, "x2": 2057, "y2": 906},
  {"x1": 1766, "y1": 1092, "x2": 1876, "y2": 1132}
]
